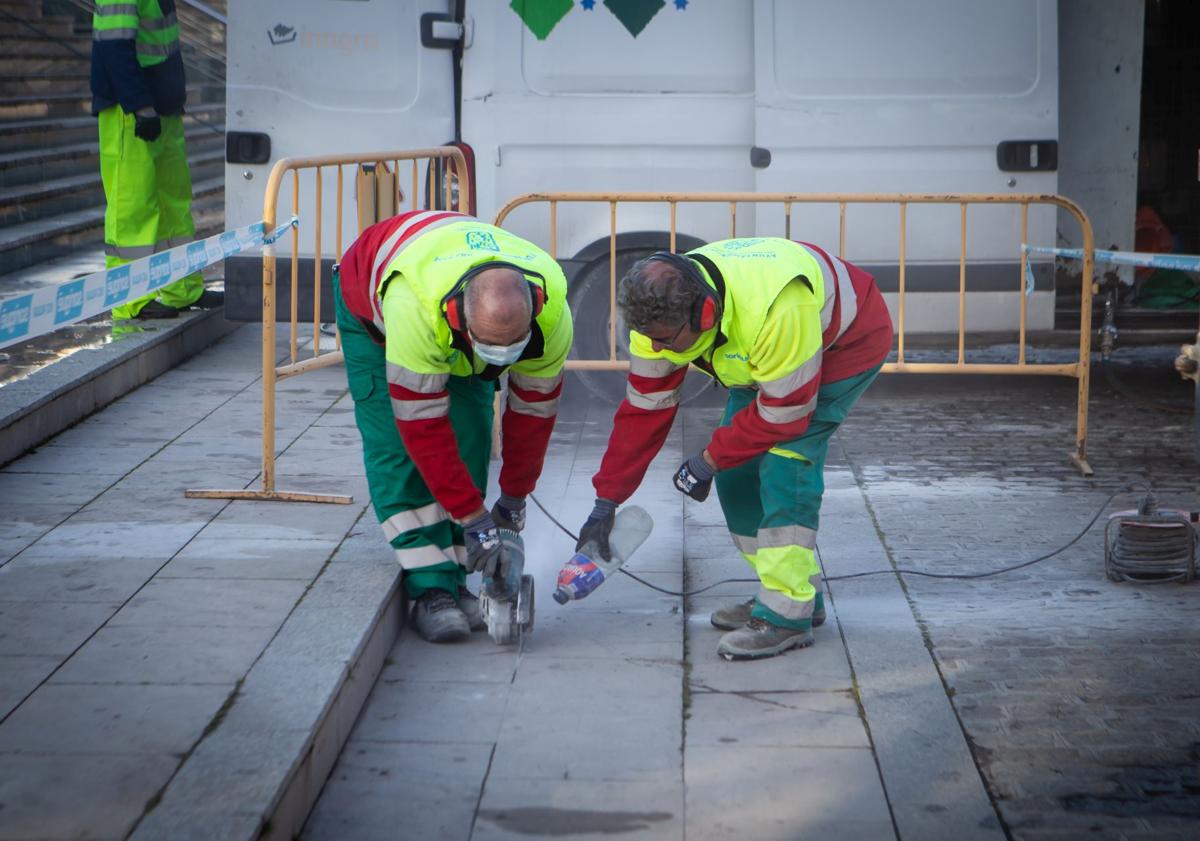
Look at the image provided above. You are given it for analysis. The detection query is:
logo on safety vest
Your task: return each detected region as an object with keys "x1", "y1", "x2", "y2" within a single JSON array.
[
  {"x1": 465, "y1": 231, "x2": 500, "y2": 252},
  {"x1": 105, "y1": 265, "x2": 131, "y2": 306}
]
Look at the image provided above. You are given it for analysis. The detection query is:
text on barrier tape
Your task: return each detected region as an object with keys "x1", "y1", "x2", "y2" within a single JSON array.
[
  {"x1": 0, "y1": 218, "x2": 298, "y2": 351},
  {"x1": 1022, "y1": 244, "x2": 1200, "y2": 274}
]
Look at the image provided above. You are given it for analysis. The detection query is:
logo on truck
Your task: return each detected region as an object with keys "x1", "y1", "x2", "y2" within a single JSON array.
[{"x1": 268, "y1": 24, "x2": 297, "y2": 46}]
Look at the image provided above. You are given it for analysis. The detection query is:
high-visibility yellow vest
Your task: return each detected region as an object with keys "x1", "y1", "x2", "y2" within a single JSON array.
[{"x1": 93, "y1": 0, "x2": 181, "y2": 68}]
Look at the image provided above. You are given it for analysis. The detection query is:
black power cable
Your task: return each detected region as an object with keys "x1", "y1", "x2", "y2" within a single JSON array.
[{"x1": 529, "y1": 484, "x2": 1194, "y2": 597}]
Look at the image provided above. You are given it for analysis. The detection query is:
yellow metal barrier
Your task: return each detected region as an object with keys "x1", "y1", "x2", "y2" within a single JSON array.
[
  {"x1": 187, "y1": 147, "x2": 470, "y2": 504},
  {"x1": 494, "y1": 192, "x2": 1096, "y2": 475}
]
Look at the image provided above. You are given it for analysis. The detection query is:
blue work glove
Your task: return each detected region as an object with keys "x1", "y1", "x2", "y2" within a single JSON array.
[
  {"x1": 490, "y1": 493, "x2": 526, "y2": 533},
  {"x1": 133, "y1": 109, "x2": 162, "y2": 142},
  {"x1": 673, "y1": 452, "x2": 715, "y2": 502},
  {"x1": 463, "y1": 510, "x2": 508, "y2": 579},
  {"x1": 576, "y1": 498, "x2": 617, "y2": 562}
]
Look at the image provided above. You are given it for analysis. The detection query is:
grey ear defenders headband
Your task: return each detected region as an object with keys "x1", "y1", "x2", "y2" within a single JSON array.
[{"x1": 647, "y1": 251, "x2": 721, "y2": 332}]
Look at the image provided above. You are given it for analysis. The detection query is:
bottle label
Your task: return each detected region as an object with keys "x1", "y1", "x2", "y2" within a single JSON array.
[{"x1": 556, "y1": 554, "x2": 606, "y2": 599}]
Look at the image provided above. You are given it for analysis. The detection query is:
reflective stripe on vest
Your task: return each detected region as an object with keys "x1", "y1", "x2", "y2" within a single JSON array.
[
  {"x1": 796, "y1": 242, "x2": 858, "y2": 342},
  {"x1": 367, "y1": 211, "x2": 466, "y2": 332}
]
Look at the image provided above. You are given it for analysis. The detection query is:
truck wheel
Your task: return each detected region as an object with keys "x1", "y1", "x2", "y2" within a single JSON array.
[{"x1": 566, "y1": 247, "x2": 719, "y2": 407}]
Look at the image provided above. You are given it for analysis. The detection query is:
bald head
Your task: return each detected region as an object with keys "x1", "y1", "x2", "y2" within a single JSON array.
[{"x1": 462, "y1": 267, "x2": 533, "y2": 344}]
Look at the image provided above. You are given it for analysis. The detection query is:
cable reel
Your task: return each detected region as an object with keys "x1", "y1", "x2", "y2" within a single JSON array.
[{"x1": 1104, "y1": 494, "x2": 1199, "y2": 584}]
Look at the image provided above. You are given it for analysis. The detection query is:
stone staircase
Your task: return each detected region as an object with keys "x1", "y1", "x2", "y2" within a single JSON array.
[{"x1": 0, "y1": 0, "x2": 225, "y2": 299}]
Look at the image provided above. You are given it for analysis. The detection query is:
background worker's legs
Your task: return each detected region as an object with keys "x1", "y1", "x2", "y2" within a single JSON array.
[
  {"x1": 100, "y1": 108, "x2": 201, "y2": 319},
  {"x1": 151, "y1": 114, "x2": 203, "y2": 309},
  {"x1": 335, "y1": 275, "x2": 492, "y2": 599}
]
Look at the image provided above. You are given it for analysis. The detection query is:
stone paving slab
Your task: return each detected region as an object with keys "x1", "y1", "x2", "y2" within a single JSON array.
[
  {"x1": 474, "y1": 777, "x2": 684, "y2": 841},
  {"x1": 0, "y1": 682, "x2": 232, "y2": 756},
  {"x1": 300, "y1": 741, "x2": 494, "y2": 841},
  {"x1": 685, "y1": 744, "x2": 895, "y2": 841},
  {"x1": 0, "y1": 752, "x2": 180, "y2": 840}
]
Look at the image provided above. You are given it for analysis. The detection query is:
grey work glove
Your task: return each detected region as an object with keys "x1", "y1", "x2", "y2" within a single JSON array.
[
  {"x1": 576, "y1": 498, "x2": 617, "y2": 562},
  {"x1": 463, "y1": 510, "x2": 508, "y2": 579},
  {"x1": 490, "y1": 493, "x2": 526, "y2": 533},
  {"x1": 673, "y1": 452, "x2": 715, "y2": 502},
  {"x1": 133, "y1": 109, "x2": 162, "y2": 142}
]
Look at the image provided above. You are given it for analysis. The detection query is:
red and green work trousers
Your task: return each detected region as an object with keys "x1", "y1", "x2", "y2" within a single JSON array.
[
  {"x1": 99, "y1": 106, "x2": 204, "y2": 319},
  {"x1": 714, "y1": 365, "x2": 883, "y2": 630},
  {"x1": 334, "y1": 273, "x2": 493, "y2": 598}
]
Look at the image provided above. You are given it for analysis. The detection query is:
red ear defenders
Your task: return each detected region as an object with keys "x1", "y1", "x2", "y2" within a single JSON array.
[
  {"x1": 442, "y1": 262, "x2": 546, "y2": 333},
  {"x1": 647, "y1": 251, "x2": 721, "y2": 332}
]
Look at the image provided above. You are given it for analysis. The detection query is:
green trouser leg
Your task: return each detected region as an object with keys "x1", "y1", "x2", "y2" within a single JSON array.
[
  {"x1": 100, "y1": 108, "x2": 203, "y2": 319},
  {"x1": 334, "y1": 273, "x2": 493, "y2": 599},
  {"x1": 714, "y1": 365, "x2": 883, "y2": 630}
]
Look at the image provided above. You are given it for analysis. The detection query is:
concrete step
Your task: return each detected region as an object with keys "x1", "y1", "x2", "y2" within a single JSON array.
[
  {"x1": 0, "y1": 85, "x2": 219, "y2": 121},
  {"x1": 0, "y1": 33, "x2": 92, "y2": 57},
  {"x1": 0, "y1": 55, "x2": 91, "y2": 76},
  {"x1": 0, "y1": 90, "x2": 93, "y2": 120},
  {"x1": 0, "y1": 0, "x2": 41, "y2": 20},
  {"x1": 0, "y1": 125, "x2": 224, "y2": 188},
  {"x1": 0, "y1": 147, "x2": 225, "y2": 227},
  {"x1": 0, "y1": 74, "x2": 92, "y2": 96},
  {"x1": 0, "y1": 176, "x2": 224, "y2": 276},
  {"x1": 0, "y1": 11, "x2": 77, "y2": 38},
  {"x1": 0, "y1": 104, "x2": 224, "y2": 153}
]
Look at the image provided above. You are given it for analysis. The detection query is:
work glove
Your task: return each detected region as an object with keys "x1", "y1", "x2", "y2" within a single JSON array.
[
  {"x1": 463, "y1": 510, "x2": 509, "y2": 579},
  {"x1": 576, "y1": 498, "x2": 617, "y2": 562},
  {"x1": 490, "y1": 493, "x2": 526, "y2": 533},
  {"x1": 673, "y1": 452, "x2": 715, "y2": 502},
  {"x1": 133, "y1": 109, "x2": 162, "y2": 142}
]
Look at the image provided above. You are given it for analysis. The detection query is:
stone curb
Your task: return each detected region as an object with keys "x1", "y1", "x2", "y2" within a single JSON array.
[{"x1": 129, "y1": 527, "x2": 404, "y2": 841}]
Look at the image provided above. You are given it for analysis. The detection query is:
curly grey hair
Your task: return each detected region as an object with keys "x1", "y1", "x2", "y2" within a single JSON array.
[{"x1": 618, "y1": 256, "x2": 700, "y2": 334}]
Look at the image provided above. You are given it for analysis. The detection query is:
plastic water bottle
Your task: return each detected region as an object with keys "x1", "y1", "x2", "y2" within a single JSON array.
[{"x1": 553, "y1": 506, "x2": 653, "y2": 604}]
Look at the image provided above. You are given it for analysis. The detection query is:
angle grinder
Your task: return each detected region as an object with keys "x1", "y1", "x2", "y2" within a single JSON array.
[{"x1": 478, "y1": 529, "x2": 535, "y2": 645}]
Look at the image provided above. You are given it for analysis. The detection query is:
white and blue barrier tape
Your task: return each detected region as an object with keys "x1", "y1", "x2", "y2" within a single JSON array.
[
  {"x1": 0, "y1": 217, "x2": 298, "y2": 351},
  {"x1": 1021, "y1": 244, "x2": 1200, "y2": 295}
]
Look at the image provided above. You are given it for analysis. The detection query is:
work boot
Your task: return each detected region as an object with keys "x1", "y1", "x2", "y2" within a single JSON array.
[
  {"x1": 717, "y1": 616, "x2": 813, "y2": 660},
  {"x1": 710, "y1": 595, "x2": 826, "y2": 631},
  {"x1": 190, "y1": 289, "x2": 225, "y2": 309},
  {"x1": 456, "y1": 586, "x2": 486, "y2": 633},
  {"x1": 408, "y1": 588, "x2": 470, "y2": 643},
  {"x1": 135, "y1": 300, "x2": 179, "y2": 319}
]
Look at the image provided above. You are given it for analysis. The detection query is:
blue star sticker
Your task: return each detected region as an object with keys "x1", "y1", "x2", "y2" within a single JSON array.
[
  {"x1": 581, "y1": 0, "x2": 595, "y2": 9},
  {"x1": 674, "y1": 0, "x2": 687, "y2": 8}
]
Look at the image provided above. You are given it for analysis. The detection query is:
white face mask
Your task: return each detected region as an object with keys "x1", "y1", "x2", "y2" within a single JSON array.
[{"x1": 471, "y1": 332, "x2": 531, "y2": 366}]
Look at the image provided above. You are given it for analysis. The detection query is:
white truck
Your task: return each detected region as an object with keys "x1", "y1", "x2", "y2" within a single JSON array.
[{"x1": 223, "y1": 0, "x2": 1061, "y2": 372}]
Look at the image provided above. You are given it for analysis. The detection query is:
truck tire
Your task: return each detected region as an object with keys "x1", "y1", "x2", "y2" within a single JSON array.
[{"x1": 565, "y1": 247, "x2": 721, "y2": 407}]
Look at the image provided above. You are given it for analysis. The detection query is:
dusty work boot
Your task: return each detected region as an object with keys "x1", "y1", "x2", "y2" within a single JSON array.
[
  {"x1": 456, "y1": 586, "x2": 486, "y2": 633},
  {"x1": 717, "y1": 616, "x2": 814, "y2": 660},
  {"x1": 409, "y1": 588, "x2": 470, "y2": 643},
  {"x1": 710, "y1": 594, "x2": 826, "y2": 631}
]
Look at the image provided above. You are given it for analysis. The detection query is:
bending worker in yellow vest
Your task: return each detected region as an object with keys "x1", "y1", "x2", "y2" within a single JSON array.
[
  {"x1": 91, "y1": 0, "x2": 214, "y2": 319},
  {"x1": 336, "y1": 211, "x2": 572, "y2": 642},
  {"x1": 579, "y1": 240, "x2": 893, "y2": 660}
]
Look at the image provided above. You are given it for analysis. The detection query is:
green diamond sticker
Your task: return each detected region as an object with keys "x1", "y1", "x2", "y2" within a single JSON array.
[
  {"x1": 510, "y1": 0, "x2": 574, "y2": 40},
  {"x1": 604, "y1": 0, "x2": 665, "y2": 37}
]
